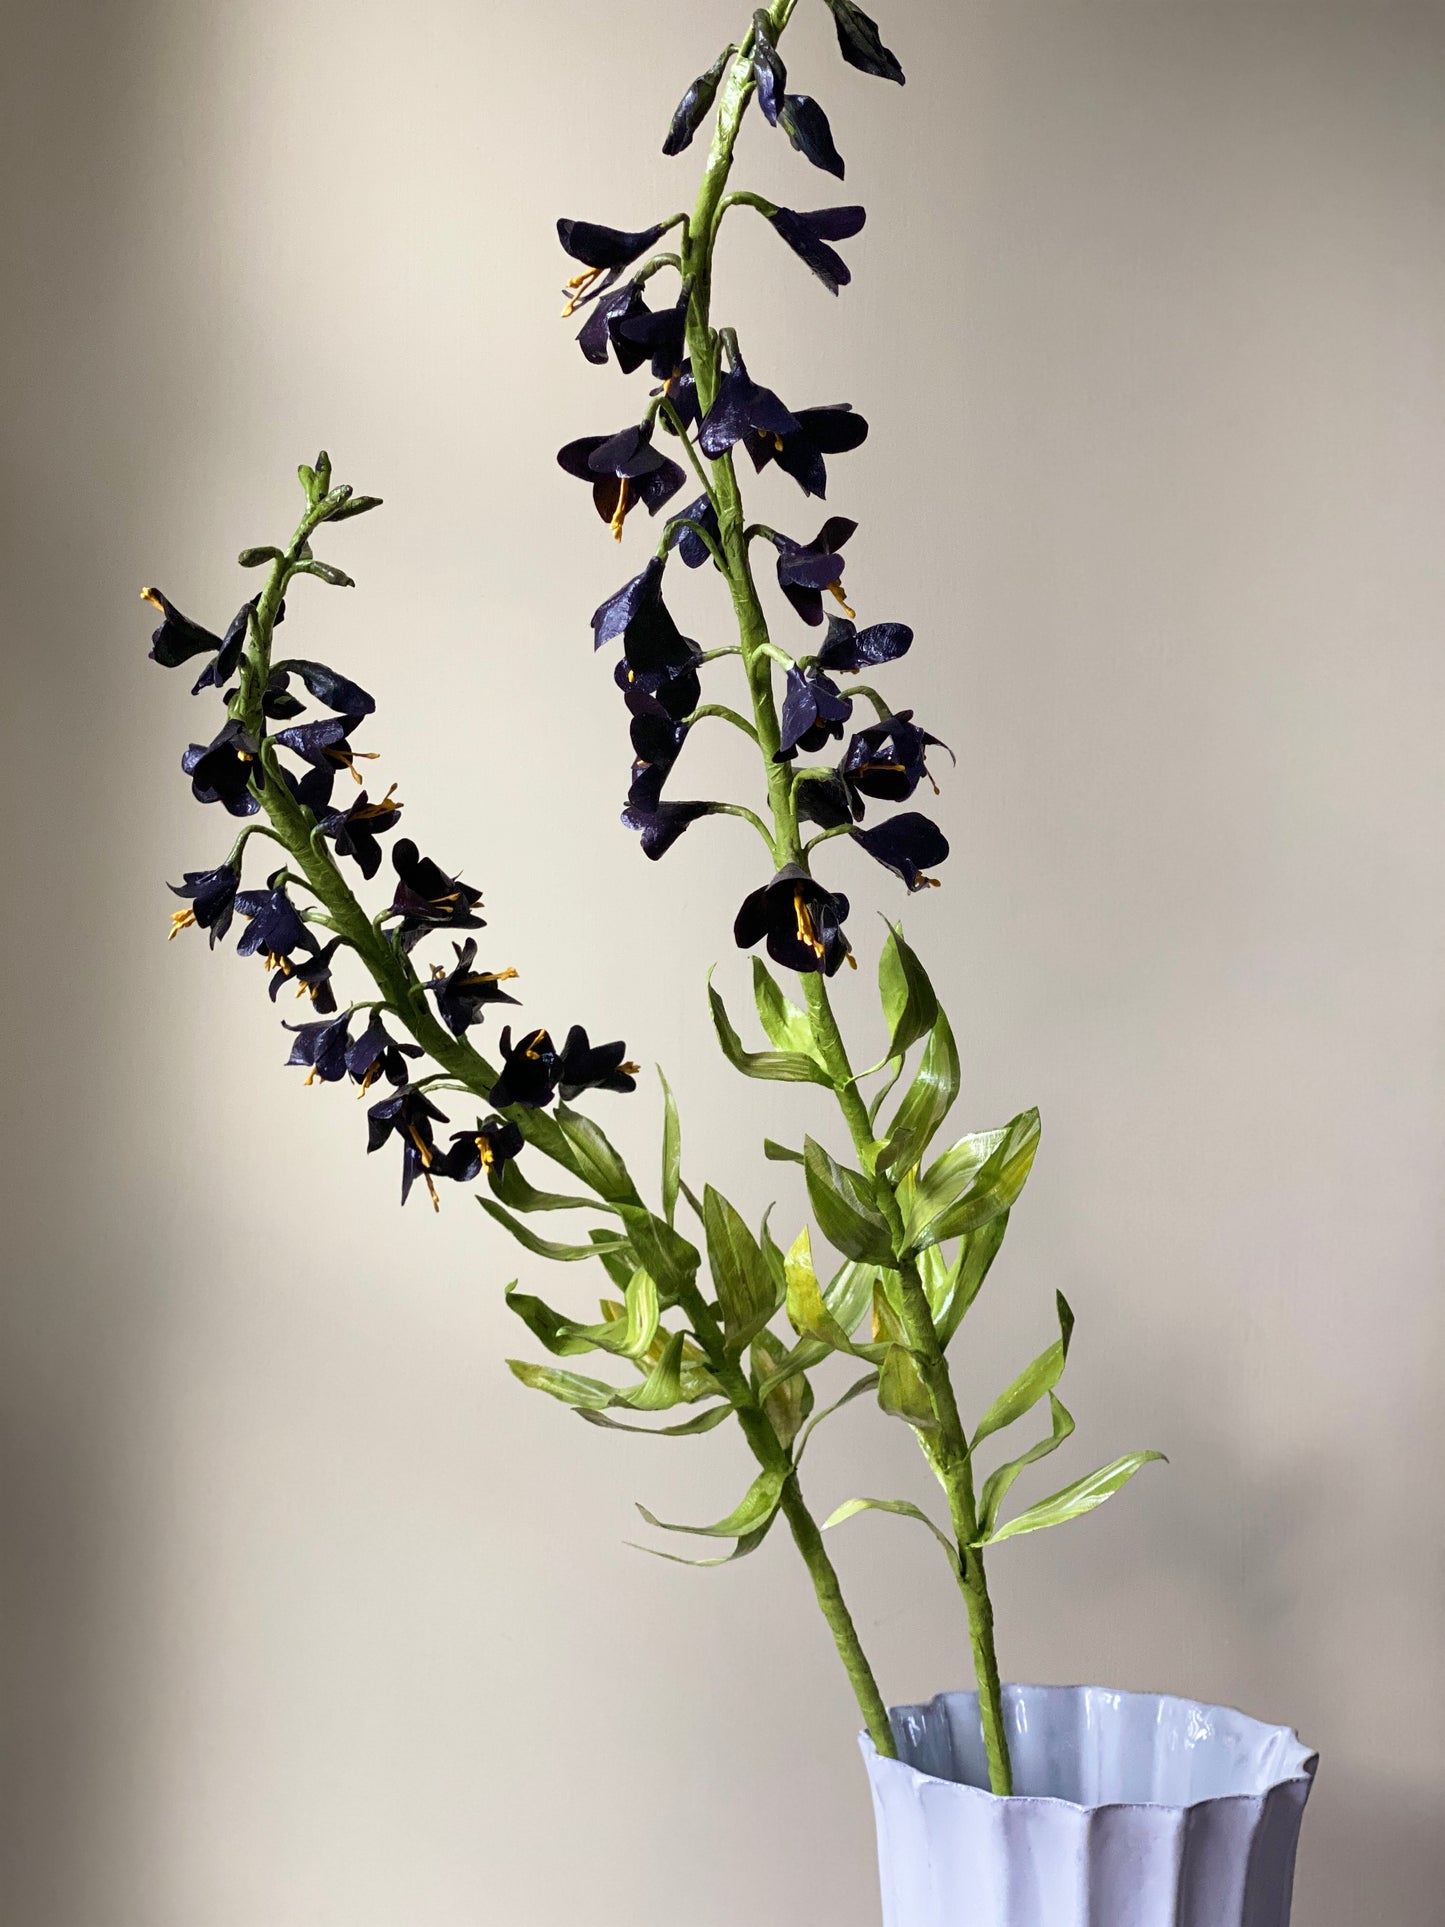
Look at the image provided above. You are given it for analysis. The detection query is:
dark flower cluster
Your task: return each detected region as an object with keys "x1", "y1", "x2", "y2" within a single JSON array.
[
  {"x1": 552, "y1": 13, "x2": 948, "y2": 977},
  {"x1": 147, "y1": 508, "x2": 639, "y2": 1207}
]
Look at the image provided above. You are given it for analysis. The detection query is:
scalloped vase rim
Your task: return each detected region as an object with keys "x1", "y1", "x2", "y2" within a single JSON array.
[{"x1": 861, "y1": 1681, "x2": 1319, "y2": 1815}]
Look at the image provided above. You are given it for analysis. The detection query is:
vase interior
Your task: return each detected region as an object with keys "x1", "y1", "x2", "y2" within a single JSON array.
[{"x1": 886, "y1": 1684, "x2": 1317, "y2": 1809}]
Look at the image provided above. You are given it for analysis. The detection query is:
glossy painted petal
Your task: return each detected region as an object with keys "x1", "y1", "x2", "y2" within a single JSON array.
[
  {"x1": 779, "y1": 95, "x2": 846, "y2": 179},
  {"x1": 621, "y1": 797, "x2": 712, "y2": 859},
  {"x1": 751, "y1": 13, "x2": 788, "y2": 126},
  {"x1": 142, "y1": 587, "x2": 221, "y2": 667},
  {"x1": 851, "y1": 812, "x2": 950, "y2": 889},
  {"x1": 816, "y1": 615, "x2": 912, "y2": 672},
  {"x1": 665, "y1": 493, "x2": 720, "y2": 569},
  {"x1": 822, "y1": 0, "x2": 906, "y2": 83},
  {"x1": 576, "y1": 281, "x2": 644, "y2": 364},
  {"x1": 556, "y1": 217, "x2": 671, "y2": 270},
  {"x1": 558, "y1": 1026, "x2": 638, "y2": 1099},
  {"x1": 768, "y1": 206, "x2": 865, "y2": 293},
  {"x1": 663, "y1": 44, "x2": 735, "y2": 155},
  {"x1": 488, "y1": 1025, "x2": 562, "y2": 1110},
  {"x1": 697, "y1": 358, "x2": 801, "y2": 456},
  {"x1": 167, "y1": 863, "x2": 240, "y2": 945}
]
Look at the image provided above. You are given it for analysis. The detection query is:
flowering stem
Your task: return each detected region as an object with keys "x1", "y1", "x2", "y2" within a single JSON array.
[{"x1": 680, "y1": 0, "x2": 1013, "y2": 1793}]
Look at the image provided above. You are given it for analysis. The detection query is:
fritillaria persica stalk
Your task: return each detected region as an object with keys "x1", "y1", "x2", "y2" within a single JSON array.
[{"x1": 550, "y1": 0, "x2": 1161, "y2": 1794}]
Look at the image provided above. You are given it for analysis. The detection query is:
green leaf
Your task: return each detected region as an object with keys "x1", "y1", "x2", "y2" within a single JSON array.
[
  {"x1": 589, "y1": 1228, "x2": 636, "y2": 1291},
  {"x1": 504, "y1": 1269, "x2": 660, "y2": 1361},
  {"x1": 577, "y1": 1403, "x2": 733, "y2": 1438},
  {"x1": 973, "y1": 1292, "x2": 1075, "y2": 1449},
  {"x1": 658, "y1": 1067, "x2": 682, "y2": 1226},
  {"x1": 618, "y1": 1203, "x2": 701, "y2": 1303},
  {"x1": 803, "y1": 1137, "x2": 896, "y2": 1267},
  {"x1": 703, "y1": 1184, "x2": 778, "y2": 1352},
  {"x1": 979, "y1": 1392, "x2": 1076, "y2": 1539},
  {"x1": 238, "y1": 545, "x2": 283, "y2": 568},
  {"x1": 479, "y1": 1198, "x2": 629, "y2": 1264},
  {"x1": 628, "y1": 1524, "x2": 773, "y2": 1567},
  {"x1": 753, "y1": 1329, "x2": 814, "y2": 1452},
  {"x1": 927, "y1": 1215, "x2": 1010, "y2": 1347},
  {"x1": 983, "y1": 1451, "x2": 1167, "y2": 1545},
  {"x1": 637, "y1": 1463, "x2": 788, "y2": 1539},
  {"x1": 823, "y1": 1497, "x2": 955, "y2": 1564},
  {"x1": 709, "y1": 974, "x2": 834, "y2": 1085},
  {"x1": 763, "y1": 1137, "x2": 805, "y2": 1165},
  {"x1": 489, "y1": 1160, "x2": 615, "y2": 1216},
  {"x1": 507, "y1": 1359, "x2": 617, "y2": 1410},
  {"x1": 825, "y1": 1258, "x2": 878, "y2": 1341},
  {"x1": 753, "y1": 957, "x2": 823, "y2": 1057},
  {"x1": 877, "y1": 1343, "x2": 939, "y2": 1432},
  {"x1": 785, "y1": 1226, "x2": 851, "y2": 1351},
  {"x1": 794, "y1": 1369, "x2": 878, "y2": 1463},
  {"x1": 906, "y1": 1108, "x2": 1041, "y2": 1252},
  {"x1": 553, "y1": 1103, "x2": 639, "y2": 1206},
  {"x1": 328, "y1": 493, "x2": 383, "y2": 521},
  {"x1": 878, "y1": 923, "x2": 938, "y2": 1062},
  {"x1": 877, "y1": 1008, "x2": 960, "y2": 1178},
  {"x1": 626, "y1": 1329, "x2": 687, "y2": 1410}
]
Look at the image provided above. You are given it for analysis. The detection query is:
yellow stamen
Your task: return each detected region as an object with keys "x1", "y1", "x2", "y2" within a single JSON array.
[
  {"x1": 352, "y1": 783, "x2": 402, "y2": 820},
  {"x1": 407, "y1": 1122, "x2": 434, "y2": 1168},
  {"x1": 560, "y1": 266, "x2": 603, "y2": 317},
  {"x1": 619, "y1": 1060, "x2": 641, "y2": 1077},
  {"x1": 476, "y1": 1134, "x2": 496, "y2": 1171},
  {"x1": 168, "y1": 908, "x2": 196, "y2": 940},
  {"x1": 140, "y1": 586, "x2": 165, "y2": 612},
  {"x1": 916, "y1": 874, "x2": 941, "y2": 890},
  {"x1": 793, "y1": 889, "x2": 827, "y2": 963},
  {"x1": 772, "y1": 433, "x2": 785, "y2": 452},
  {"x1": 826, "y1": 582, "x2": 856, "y2": 618},
  {"x1": 304, "y1": 1069, "x2": 318, "y2": 1087},
  {"x1": 609, "y1": 478, "x2": 632, "y2": 542},
  {"x1": 356, "y1": 1065, "x2": 379, "y2": 1099},
  {"x1": 423, "y1": 1172, "x2": 440, "y2": 1212}
]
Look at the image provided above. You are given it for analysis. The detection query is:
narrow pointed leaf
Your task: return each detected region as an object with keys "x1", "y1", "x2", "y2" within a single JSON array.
[
  {"x1": 972, "y1": 1292, "x2": 1075, "y2": 1449},
  {"x1": 628, "y1": 1523, "x2": 773, "y2": 1566},
  {"x1": 480, "y1": 1198, "x2": 629, "y2": 1263},
  {"x1": 906, "y1": 1108, "x2": 1041, "y2": 1252},
  {"x1": 637, "y1": 1462, "x2": 788, "y2": 1538},
  {"x1": 979, "y1": 1392, "x2": 1076, "y2": 1538},
  {"x1": 752, "y1": 957, "x2": 822, "y2": 1057},
  {"x1": 803, "y1": 1136, "x2": 896, "y2": 1266},
  {"x1": 824, "y1": 1497, "x2": 956, "y2": 1564},
  {"x1": 507, "y1": 1359, "x2": 617, "y2": 1410},
  {"x1": 623, "y1": 1329, "x2": 687, "y2": 1410},
  {"x1": 930, "y1": 1215, "x2": 1010, "y2": 1346},
  {"x1": 617, "y1": 1203, "x2": 701, "y2": 1302},
  {"x1": 877, "y1": 1342, "x2": 939, "y2": 1431},
  {"x1": 877, "y1": 1007, "x2": 960, "y2": 1178},
  {"x1": 553, "y1": 1102, "x2": 639, "y2": 1206},
  {"x1": 753, "y1": 1329, "x2": 814, "y2": 1451},
  {"x1": 764, "y1": 1137, "x2": 805, "y2": 1164},
  {"x1": 709, "y1": 975, "x2": 835, "y2": 1085},
  {"x1": 658, "y1": 1066, "x2": 682, "y2": 1226},
  {"x1": 577, "y1": 1403, "x2": 733, "y2": 1437},
  {"x1": 878, "y1": 923, "x2": 938, "y2": 1061},
  {"x1": 984, "y1": 1451, "x2": 1166, "y2": 1545},
  {"x1": 704, "y1": 1183, "x2": 778, "y2": 1351},
  {"x1": 490, "y1": 1159, "x2": 618, "y2": 1216}
]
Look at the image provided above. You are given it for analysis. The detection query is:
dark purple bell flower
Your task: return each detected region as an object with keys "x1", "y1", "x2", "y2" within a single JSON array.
[
  {"x1": 181, "y1": 718, "x2": 262, "y2": 816},
  {"x1": 191, "y1": 601, "x2": 256, "y2": 694},
  {"x1": 423, "y1": 937, "x2": 520, "y2": 1037},
  {"x1": 614, "y1": 292, "x2": 691, "y2": 384},
  {"x1": 488, "y1": 1027, "x2": 562, "y2": 1111},
  {"x1": 591, "y1": 558, "x2": 697, "y2": 675},
  {"x1": 346, "y1": 1014, "x2": 422, "y2": 1095},
  {"x1": 779, "y1": 95, "x2": 845, "y2": 179},
  {"x1": 734, "y1": 864, "x2": 854, "y2": 977},
  {"x1": 776, "y1": 665, "x2": 853, "y2": 761},
  {"x1": 767, "y1": 205, "x2": 866, "y2": 294},
  {"x1": 389, "y1": 838, "x2": 486, "y2": 949},
  {"x1": 852, "y1": 813, "x2": 950, "y2": 891},
  {"x1": 168, "y1": 863, "x2": 240, "y2": 945},
  {"x1": 557, "y1": 217, "x2": 674, "y2": 314},
  {"x1": 663, "y1": 44, "x2": 734, "y2": 156},
  {"x1": 274, "y1": 714, "x2": 377, "y2": 786},
  {"x1": 317, "y1": 784, "x2": 402, "y2": 881},
  {"x1": 558, "y1": 1026, "x2": 640, "y2": 1100},
  {"x1": 283, "y1": 1012, "x2": 353, "y2": 1084},
  {"x1": 621, "y1": 797, "x2": 714, "y2": 860},
  {"x1": 815, "y1": 614, "x2": 912, "y2": 673},
  {"x1": 557, "y1": 423, "x2": 686, "y2": 539},
  {"x1": 366, "y1": 1085, "x2": 450, "y2": 1209},
  {"x1": 274, "y1": 935, "x2": 344, "y2": 1013},
  {"x1": 270, "y1": 658, "x2": 375, "y2": 717},
  {"x1": 143, "y1": 586, "x2": 225, "y2": 668},
  {"x1": 664, "y1": 494, "x2": 720, "y2": 570},
  {"x1": 746, "y1": 402, "x2": 868, "y2": 498},
  {"x1": 576, "y1": 280, "x2": 647, "y2": 366},
  {"x1": 698, "y1": 354, "x2": 800, "y2": 459},
  {"x1": 663, "y1": 362, "x2": 701, "y2": 430},
  {"x1": 439, "y1": 1116, "x2": 525, "y2": 1184},
  {"x1": 235, "y1": 882, "x2": 315, "y2": 967},
  {"x1": 822, "y1": 0, "x2": 906, "y2": 85},
  {"x1": 615, "y1": 650, "x2": 702, "y2": 724},
  {"x1": 751, "y1": 13, "x2": 788, "y2": 126},
  {"x1": 841, "y1": 709, "x2": 952, "y2": 803},
  {"x1": 795, "y1": 768, "x2": 862, "y2": 831},
  {"x1": 773, "y1": 517, "x2": 858, "y2": 626}
]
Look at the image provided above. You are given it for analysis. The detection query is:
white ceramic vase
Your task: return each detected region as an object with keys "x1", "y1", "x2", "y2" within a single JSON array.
[{"x1": 861, "y1": 1684, "x2": 1317, "y2": 1927}]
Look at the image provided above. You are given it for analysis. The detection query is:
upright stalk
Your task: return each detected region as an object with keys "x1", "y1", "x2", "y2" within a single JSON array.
[{"x1": 676, "y1": 1, "x2": 1014, "y2": 1794}]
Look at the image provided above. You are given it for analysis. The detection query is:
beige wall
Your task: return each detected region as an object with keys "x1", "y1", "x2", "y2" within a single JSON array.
[{"x1": 2, "y1": 1, "x2": 1441, "y2": 1921}]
